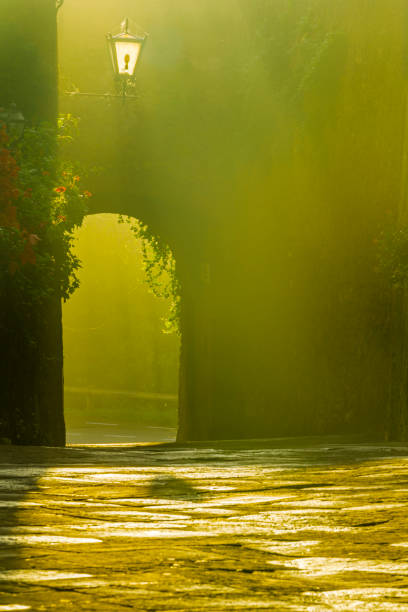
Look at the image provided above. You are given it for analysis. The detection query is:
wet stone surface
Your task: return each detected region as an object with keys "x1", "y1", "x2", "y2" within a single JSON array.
[{"x1": 1, "y1": 441, "x2": 408, "y2": 610}]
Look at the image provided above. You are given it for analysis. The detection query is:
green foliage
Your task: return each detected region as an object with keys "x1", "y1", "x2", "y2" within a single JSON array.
[
  {"x1": 252, "y1": 4, "x2": 344, "y2": 107},
  {"x1": 118, "y1": 216, "x2": 181, "y2": 335},
  {"x1": 0, "y1": 115, "x2": 89, "y2": 304},
  {"x1": 376, "y1": 225, "x2": 408, "y2": 289}
]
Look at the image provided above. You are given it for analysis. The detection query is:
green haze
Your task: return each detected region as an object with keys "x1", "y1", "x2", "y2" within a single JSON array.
[{"x1": 62, "y1": 214, "x2": 179, "y2": 438}]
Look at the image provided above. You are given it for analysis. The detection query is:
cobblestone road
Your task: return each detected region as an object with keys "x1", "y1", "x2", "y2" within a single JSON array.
[{"x1": 1, "y1": 440, "x2": 408, "y2": 610}]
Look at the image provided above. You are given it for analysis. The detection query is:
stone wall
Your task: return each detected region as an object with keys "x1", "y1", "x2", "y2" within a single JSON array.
[{"x1": 0, "y1": 0, "x2": 64, "y2": 446}]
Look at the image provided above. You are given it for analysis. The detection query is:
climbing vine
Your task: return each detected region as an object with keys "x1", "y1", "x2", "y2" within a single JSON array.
[
  {"x1": 0, "y1": 115, "x2": 90, "y2": 304},
  {"x1": 376, "y1": 225, "x2": 408, "y2": 289},
  {"x1": 118, "y1": 215, "x2": 181, "y2": 334}
]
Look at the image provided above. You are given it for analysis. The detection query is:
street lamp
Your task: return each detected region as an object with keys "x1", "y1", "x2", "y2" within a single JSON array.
[
  {"x1": 107, "y1": 18, "x2": 147, "y2": 96},
  {"x1": 65, "y1": 17, "x2": 147, "y2": 100},
  {"x1": 0, "y1": 103, "x2": 25, "y2": 141}
]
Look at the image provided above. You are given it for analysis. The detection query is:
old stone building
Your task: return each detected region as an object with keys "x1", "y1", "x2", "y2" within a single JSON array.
[{"x1": 2, "y1": 0, "x2": 408, "y2": 443}]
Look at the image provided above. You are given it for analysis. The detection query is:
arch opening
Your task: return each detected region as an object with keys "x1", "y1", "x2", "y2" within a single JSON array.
[{"x1": 62, "y1": 213, "x2": 180, "y2": 445}]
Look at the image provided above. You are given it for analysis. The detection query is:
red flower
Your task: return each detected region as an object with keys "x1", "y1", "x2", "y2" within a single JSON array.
[
  {"x1": 54, "y1": 186, "x2": 66, "y2": 194},
  {"x1": 57, "y1": 214, "x2": 67, "y2": 222},
  {"x1": 83, "y1": 190, "x2": 92, "y2": 198},
  {"x1": 73, "y1": 175, "x2": 80, "y2": 182}
]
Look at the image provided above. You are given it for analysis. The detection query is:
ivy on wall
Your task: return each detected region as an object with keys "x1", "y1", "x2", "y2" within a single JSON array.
[
  {"x1": 118, "y1": 215, "x2": 181, "y2": 335},
  {"x1": 376, "y1": 225, "x2": 408, "y2": 290}
]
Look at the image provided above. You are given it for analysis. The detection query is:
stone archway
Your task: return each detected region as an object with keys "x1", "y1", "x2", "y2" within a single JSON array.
[{"x1": 4, "y1": 0, "x2": 408, "y2": 446}]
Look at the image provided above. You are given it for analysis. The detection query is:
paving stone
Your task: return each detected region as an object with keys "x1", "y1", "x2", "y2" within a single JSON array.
[{"x1": 0, "y1": 441, "x2": 408, "y2": 610}]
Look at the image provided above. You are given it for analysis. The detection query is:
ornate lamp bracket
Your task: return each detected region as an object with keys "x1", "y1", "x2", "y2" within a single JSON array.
[{"x1": 56, "y1": 0, "x2": 64, "y2": 11}]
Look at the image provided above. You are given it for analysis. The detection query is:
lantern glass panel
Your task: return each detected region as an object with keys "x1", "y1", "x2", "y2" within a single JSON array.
[{"x1": 115, "y1": 39, "x2": 142, "y2": 76}]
